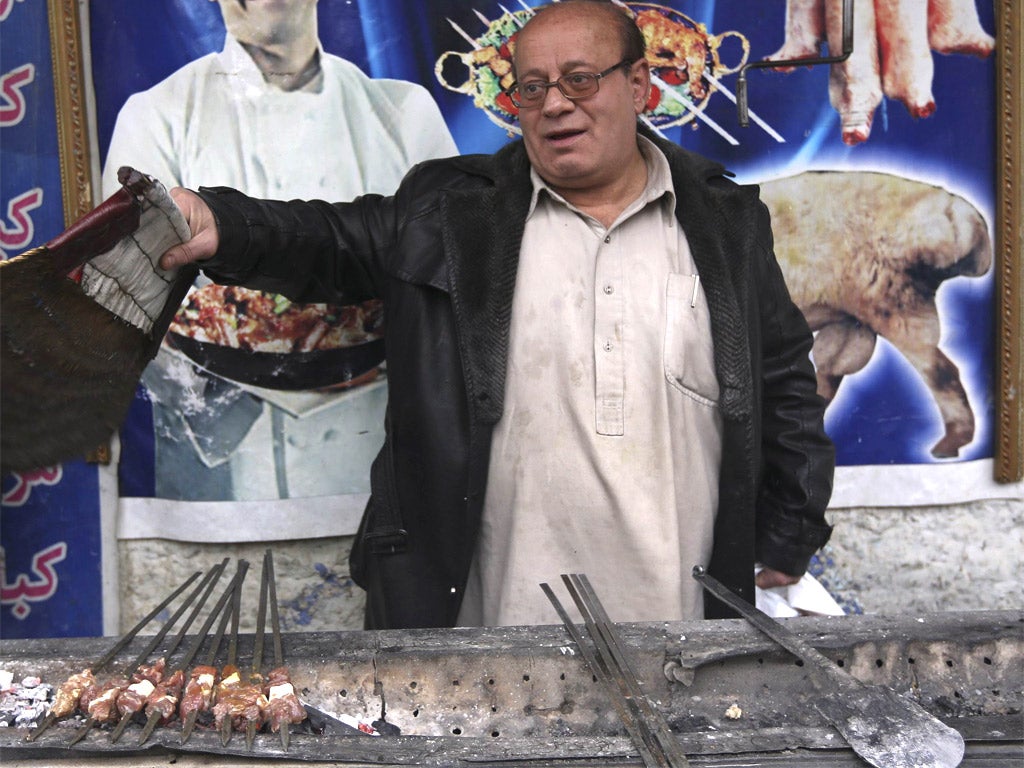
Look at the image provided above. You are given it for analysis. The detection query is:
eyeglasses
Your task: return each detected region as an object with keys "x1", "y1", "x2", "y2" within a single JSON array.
[{"x1": 506, "y1": 58, "x2": 634, "y2": 109}]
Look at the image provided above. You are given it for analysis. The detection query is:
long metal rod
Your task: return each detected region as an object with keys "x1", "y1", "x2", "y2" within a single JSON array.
[
  {"x1": 246, "y1": 550, "x2": 272, "y2": 751},
  {"x1": 220, "y1": 559, "x2": 250, "y2": 747},
  {"x1": 541, "y1": 582, "x2": 663, "y2": 768},
  {"x1": 736, "y1": 0, "x2": 854, "y2": 126},
  {"x1": 562, "y1": 574, "x2": 691, "y2": 768},
  {"x1": 559, "y1": 576, "x2": 668, "y2": 767},
  {"x1": 26, "y1": 570, "x2": 203, "y2": 743},
  {"x1": 252, "y1": 550, "x2": 270, "y2": 678},
  {"x1": 140, "y1": 559, "x2": 229, "y2": 671},
  {"x1": 93, "y1": 570, "x2": 204, "y2": 672},
  {"x1": 267, "y1": 549, "x2": 284, "y2": 669},
  {"x1": 265, "y1": 550, "x2": 289, "y2": 750}
]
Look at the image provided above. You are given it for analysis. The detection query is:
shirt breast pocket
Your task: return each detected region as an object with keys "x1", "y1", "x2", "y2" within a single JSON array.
[{"x1": 664, "y1": 273, "x2": 719, "y2": 407}]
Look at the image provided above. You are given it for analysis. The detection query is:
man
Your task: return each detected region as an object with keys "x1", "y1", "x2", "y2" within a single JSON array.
[
  {"x1": 100, "y1": 0, "x2": 457, "y2": 501},
  {"x1": 161, "y1": 0, "x2": 834, "y2": 629}
]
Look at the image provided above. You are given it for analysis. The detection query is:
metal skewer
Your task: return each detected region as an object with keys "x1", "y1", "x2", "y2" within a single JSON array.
[
  {"x1": 245, "y1": 551, "x2": 272, "y2": 751},
  {"x1": 547, "y1": 574, "x2": 691, "y2": 767},
  {"x1": 220, "y1": 559, "x2": 250, "y2": 747},
  {"x1": 69, "y1": 562, "x2": 226, "y2": 746},
  {"x1": 26, "y1": 569, "x2": 203, "y2": 742},
  {"x1": 265, "y1": 550, "x2": 290, "y2": 750},
  {"x1": 541, "y1": 582, "x2": 663, "y2": 767},
  {"x1": 131, "y1": 559, "x2": 229, "y2": 673}
]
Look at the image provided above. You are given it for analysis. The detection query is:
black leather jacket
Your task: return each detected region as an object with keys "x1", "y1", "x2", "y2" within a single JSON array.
[{"x1": 198, "y1": 131, "x2": 834, "y2": 629}]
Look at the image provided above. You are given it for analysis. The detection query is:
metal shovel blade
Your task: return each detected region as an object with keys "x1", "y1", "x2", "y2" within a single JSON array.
[
  {"x1": 812, "y1": 681, "x2": 964, "y2": 768},
  {"x1": 693, "y1": 566, "x2": 965, "y2": 768}
]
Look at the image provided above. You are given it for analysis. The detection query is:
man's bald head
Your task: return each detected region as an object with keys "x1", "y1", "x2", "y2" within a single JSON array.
[{"x1": 512, "y1": 0, "x2": 646, "y2": 77}]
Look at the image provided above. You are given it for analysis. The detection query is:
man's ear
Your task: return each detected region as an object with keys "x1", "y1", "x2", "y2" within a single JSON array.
[{"x1": 631, "y1": 58, "x2": 651, "y2": 115}]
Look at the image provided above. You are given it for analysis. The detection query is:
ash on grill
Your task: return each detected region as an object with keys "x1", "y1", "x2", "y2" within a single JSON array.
[{"x1": 0, "y1": 671, "x2": 53, "y2": 728}]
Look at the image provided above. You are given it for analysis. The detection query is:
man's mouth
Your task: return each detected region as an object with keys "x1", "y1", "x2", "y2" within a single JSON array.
[{"x1": 545, "y1": 128, "x2": 585, "y2": 145}]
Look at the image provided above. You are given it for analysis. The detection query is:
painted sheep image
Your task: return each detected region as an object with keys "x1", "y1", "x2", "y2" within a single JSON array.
[{"x1": 760, "y1": 170, "x2": 992, "y2": 459}]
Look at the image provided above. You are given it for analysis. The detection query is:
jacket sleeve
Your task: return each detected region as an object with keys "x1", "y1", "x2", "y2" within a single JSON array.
[
  {"x1": 751, "y1": 198, "x2": 835, "y2": 576},
  {"x1": 193, "y1": 183, "x2": 401, "y2": 306}
]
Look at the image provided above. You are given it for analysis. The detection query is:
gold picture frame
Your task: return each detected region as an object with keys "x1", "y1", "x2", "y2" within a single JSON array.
[
  {"x1": 45, "y1": 0, "x2": 1023, "y2": 481},
  {"x1": 47, "y1": 0, "x2": 93, "y2": 225},
  {"x1": 994, "y1": 0, "x2": 1023, "y2": 482}
]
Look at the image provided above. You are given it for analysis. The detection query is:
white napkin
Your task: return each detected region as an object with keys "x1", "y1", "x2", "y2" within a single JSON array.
[{"x1": 754, "y1": 565, "x2": 845, "y2": 617}]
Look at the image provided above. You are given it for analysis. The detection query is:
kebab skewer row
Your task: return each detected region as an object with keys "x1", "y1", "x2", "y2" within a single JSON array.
[
  {"x1": 137, "y1": 559, "x2": 250, "y2": 746},
  {"x1": 243, "y1": 550, "x2": 305, "y2": 749},
  {"x1": 69, "y1": 560, "x2": 228, "y2": 746},
  {"x1": 107, "y1": 559, "x2": 230, "y2": 743},
  {"x1": 108, "y1": 658, "x2": 167, "y2": 743},
  {"x1": 25, "y1": 569, "x2": 203, "y2": 742}
]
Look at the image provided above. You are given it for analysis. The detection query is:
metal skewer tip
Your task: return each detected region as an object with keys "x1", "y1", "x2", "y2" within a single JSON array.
[
  {"x1": 246, "y1": 720, "x2": 258, "y2": 751},
  {"x1": 109, "y1": 711, "x2": 132, "y2": 744},
  {"x1": 137, "y1": 710, "x2": 162, "y2": 746},
  {"x1": 181, "y1": 710, "x2": 199, "y2": 744},
  {"x1": 220, "y1": 715, "x2": 234, "y2": 746},
  {"x1": 25, "y1": 713, "x2": 56, "y2": 742},
  {"x1": 68, "y1": 716, "x2": 95, "y2": 746}
]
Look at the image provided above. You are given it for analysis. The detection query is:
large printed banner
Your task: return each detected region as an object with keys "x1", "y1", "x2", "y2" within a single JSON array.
[
  {"x1": 0, "y1": 0, "x2": 1010, "y2": 629},
  {"x1": 0, "y1": 0, "x2": 105, "y2": 638},
  {"x1": 86, "y1": 0, "x2": 1007, "y2": 544},
  {"x1": 0, "y1": 0, "x2": 1012, "y2": 636}
]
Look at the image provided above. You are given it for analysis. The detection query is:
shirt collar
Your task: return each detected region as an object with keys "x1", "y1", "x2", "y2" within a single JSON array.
[
  {"x1": 527, "y1": 134, "x2": 677, "y2": 219},
  {"x1": 218, "y1": 32, "x2": 325, "y2": 94}
]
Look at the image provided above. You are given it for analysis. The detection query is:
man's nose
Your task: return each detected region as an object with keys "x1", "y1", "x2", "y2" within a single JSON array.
[{"x1": 540, "y1": 84, "x2": 575, "y2": 115}]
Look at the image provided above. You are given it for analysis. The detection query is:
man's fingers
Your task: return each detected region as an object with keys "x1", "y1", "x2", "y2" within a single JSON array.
[
  {"x1": 161, "y1": 233, "x2": 215, "y2": 270},
  {"x1": 755, "y1": 567, "x2": 801, "y2": 589},
  {"x1": 162, "y1": 187, "x2": 219, "y2": 269}
]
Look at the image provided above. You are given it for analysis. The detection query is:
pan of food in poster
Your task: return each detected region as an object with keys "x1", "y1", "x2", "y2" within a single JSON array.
[
  {"x1": 167, "y1": 285, "x2": 385, "y2": 392},
  {"x1": 435, "y1": 2, "x2": 748, "y2": 135}
]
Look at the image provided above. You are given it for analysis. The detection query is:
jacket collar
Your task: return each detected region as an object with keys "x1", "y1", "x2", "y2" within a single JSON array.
[
  {"x1": 648, "y1": 130, "x2": 753, "y2": 420},
  {"x1": 440, "y1": 132, "x2": 751, "y2": 424},
  {"x1": 440, "y1": 141, "x2": 533, "y2": 423}
]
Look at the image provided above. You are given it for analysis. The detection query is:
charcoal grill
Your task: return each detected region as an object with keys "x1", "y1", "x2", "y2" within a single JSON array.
[{"x1": 1, "y1": 609, "x2": 1020, "y2": 766}]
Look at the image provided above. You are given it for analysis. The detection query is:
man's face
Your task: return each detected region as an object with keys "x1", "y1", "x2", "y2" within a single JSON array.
[
  {"x1": 215, "y1": 0, "x2": 318, "y2": 46},
  {"x1": 513, "y1": 6, "x2": 649, "y2": 197}
]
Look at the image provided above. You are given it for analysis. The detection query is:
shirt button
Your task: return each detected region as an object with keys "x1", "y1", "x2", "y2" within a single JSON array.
[
  {"x1": 603, "y1": 341, "x2": 613, "y2": 352},
  {"x1": 604, "y1": 235, "x2": 611, "y2": 244},
  {"x1": 603, "y1": 284, "x2": 614, "y2": 295}
]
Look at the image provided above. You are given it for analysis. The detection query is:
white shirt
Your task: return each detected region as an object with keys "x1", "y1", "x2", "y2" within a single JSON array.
[
  {"x1": 458, "y1": 138, "x2": 724, "y2": 626},
  {"x1": 102, "y1": 33, "x2": 457, "y2": 200},
  {"x1": 100, "y1": 34, "x2": 457, "y2": 501}
]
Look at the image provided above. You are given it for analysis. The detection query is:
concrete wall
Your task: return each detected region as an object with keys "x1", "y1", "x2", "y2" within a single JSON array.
[{"x1": 118, "y1": 496, "x2": 1023, "y2": 633}]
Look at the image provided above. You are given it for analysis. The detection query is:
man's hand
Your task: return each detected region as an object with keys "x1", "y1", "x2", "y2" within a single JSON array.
[
  {"x1": 160, "y1": 188, "x2": 219, "y2": 270},
  {"x1": 755, "y1": 567, "x2": 801, "y2": 589}
]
